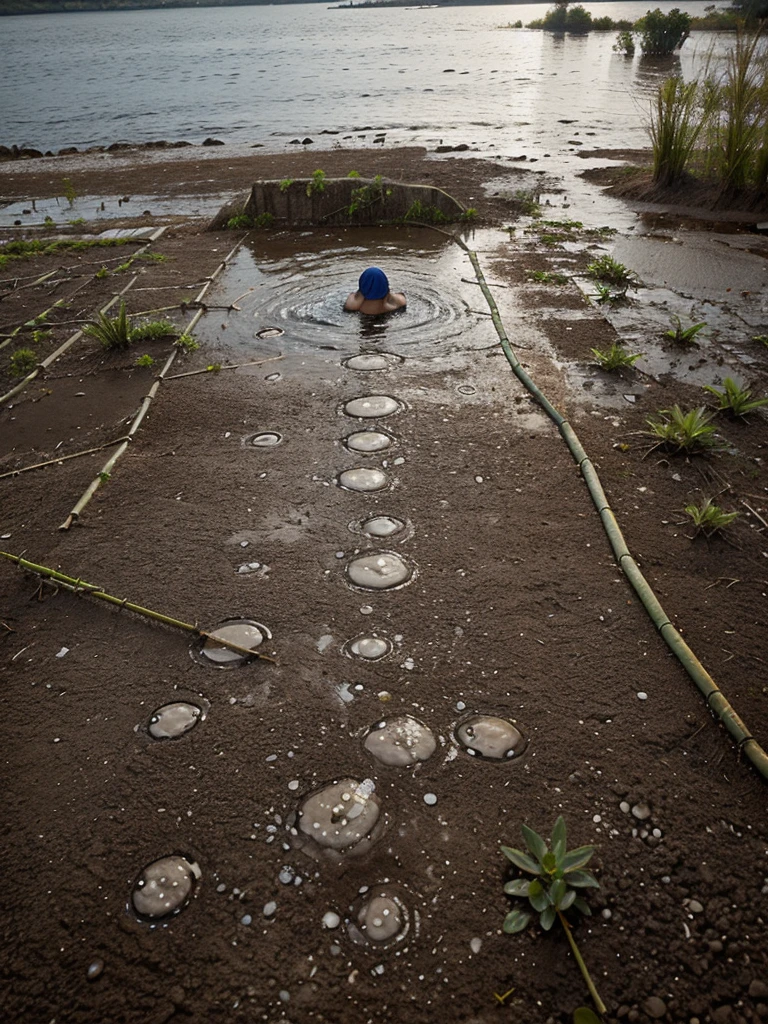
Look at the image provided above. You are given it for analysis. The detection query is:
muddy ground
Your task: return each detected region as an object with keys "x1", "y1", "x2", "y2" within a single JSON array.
[{"x1": 1, "y1": 145, "x2": 767, "y2": 1024}]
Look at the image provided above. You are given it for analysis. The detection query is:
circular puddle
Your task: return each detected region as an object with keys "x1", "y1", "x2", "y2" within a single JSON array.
[
  {"x1": 298, "y1": 778, "x2": 381, "y2": 851},
  {"x1": 337, "y1": 467, "x2": 389, "y2": 492},
  {"x1": 148, "y1": 702, "x2": 204, "y2": 740},
  {"x1": 344, "y1": 430, "x2": 394, "y2": 454},
  {"x1": 454, "y1": 714, "x2": 527, "y2": 761},
  {"x1": 194, "y1": 618, "x2": 270, "y2": 668},
  {"x1": 363, "y1": 715, "x2": 436, "y2": 767},
  {"x1": 344, "y1": 353, "x2": 402, "y2": 371},
  {"x1": 457, "y1": 384, "x2": 477, "y2": 395},
  {"x1": 360, "y1": 515, "x2": 406, "y2": 539},
  {"x1": 346, "y1": 552, "x2": 412, "y2": 590},
  {"x1": 265, "y1": 372, "x2": 282, "y2": 382},
  {"x1": 245, "y1": 431, "x2": 283, "y2": 448},
  {"x1": 343, "y1": 395, "x2": 401, "y2": 419},
  {"x1": 345, "y1": 634, "x2": 392, "y2": 661},
  {"x1": 131, "y1": 855, "x2": 202, "y2": 921},
  {"x1": 256, "y1": 326, "x2": 284, "y2": 338},
  {"x1": 348, "y1": 886, "x2": 410, "y2": 948}
]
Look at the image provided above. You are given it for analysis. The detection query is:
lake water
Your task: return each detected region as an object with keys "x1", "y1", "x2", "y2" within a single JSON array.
[{"x1": 0, "y1": 2, "x2": 719, "y2": 156}]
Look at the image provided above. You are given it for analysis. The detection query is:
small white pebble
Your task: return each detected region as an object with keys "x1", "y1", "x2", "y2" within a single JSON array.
[
  {"x1": 423, "y1": 793, "x2": 438, "y2": 806},
  {"x1": 322, "y1": 911, "x2": 341, "y2": 929},
  {"x1": 637, "y1": 691, "x2": 648, "y2": 700},
  {"x1": 470, "y1": 937, "x2": 482, "y2": 954},
  {"x1": 593, "y1": 814, "x2": 602, "y2": 823},
  {"x1": 240, "y1": 914, "x2": 252, "y2": 926}
]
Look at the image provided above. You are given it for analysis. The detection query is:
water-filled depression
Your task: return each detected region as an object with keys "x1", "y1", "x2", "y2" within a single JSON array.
[
  {"x1": 148, "y1": 702, "x2": 203, "y2": 740},
  {"x1": 298, "y1": 778, "x2": 381, "y2": 851},
  {"x1": 196, "y1": 619, "x2": 269, "y2": 667},
  {"x1": 337, "y1": 467, "x2": 389, "y2": 492},
  {"x1": 348, "y1": 887, "x2": 410, "y2": 948},
  {"x1": 343, "y1": 395, "x2": 402, "y2": 419},
  {"x1": 364, "y1": 716, "x2": 436, "y2": 767},
  {"x1": 346, "y1": 635, "x2": 392, "y2": 661},
  {"x1": 132, "y1": 855, "x2": 201, "y2": 920},
  {"x1": 344, "y1": 430, "x2": 394, "y2": 454},
  {"x1": 455, "y1": 714, "x2": 527, "y2": 760},
  {"x1": 347, "y1": 552, "x2": 412, "y2": 590}
]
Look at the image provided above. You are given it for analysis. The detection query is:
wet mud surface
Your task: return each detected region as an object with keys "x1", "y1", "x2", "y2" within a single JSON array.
[{"x1": 2, "y1": 147, "x2": 768, "y2": 1024}]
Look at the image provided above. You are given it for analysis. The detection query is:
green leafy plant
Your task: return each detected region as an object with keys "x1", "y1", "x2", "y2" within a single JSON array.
[
  {"x1": 460, "y1": 207, "x2": 478, "y2": 222},
  {"x1": 61, "y1": 177, "x2": 77, "y2": 207},
  {"x1": 591, "y1": 283, "x2": 627, "y2": 305},
  {"x1": 69, "y1": 217, "x2": 86, "y2": 227},
  {"x1": 9, "y1": 348, "x2": 38, "y2": 378},
  {"x1": 83, "y1": 301, "x2": 131, "y2": 351},
  {"x1": 613, "y1": 29, "x2": 636, "y2": 54},
  {"x1": 586, "y1": 254, "x2": 637, "y2": 288},
  {"x1": 98, "y1": 471, "x2": 111, "y2": 483},
  {"x1": 279, "y1": 178, "x2": 294, "y2": 192},
  {"x1": 591, "y1": 342, "x2": 644, "y2": 370},
  {"x1": 501, "y1": 817, "x2": 605, "y2": 1015},
  {"x1": 95, "y1": 266, "x2": 110, "y2": 279},
  {"x1": 206, "y1": 363, "x2": 222, "y2": 373},
  {"x1": 636, "y1": 7, "x2": 691, "y2": 55},
  {"x1": 175, "y1": 333, "x2": 200, "y2": 353},
  {"x1": 527, "y1": 269, "x2": 569, "y2": 285},
  {"x1": 403, "y1": 199, "x2": 449, "y2": 224},
  {"x1": 134, "y1": 353, "x2": 155, "y2": 368},
  {"x1": 514, "y1": 188, "x2": 541, "y2": 217},
  {"x1": 646, "y1": 405, "x2": 721, "y2": 453},
  {"x1": 129, "y1": 319, "x2": 176, "y2": 342},
  {"x1": 254, "y1": 211, "x2": 275, "y2": 228},
  {"x1": 703, "y1": 377, "x2": 768, "y2": 417},
  {"x1": 348, "y1": 174, "x2": 392, "y2": 216},
  {"x1": 306, "y1": 169, "x2": 326, "y2": 196},
  {"x1": 226, "y1": 213, "x2": 254, "y2": 230},
  {"x1": 753, "y1": 334, "x2": 768, "y2": 346},
  {"x1": 347, "y1": 169, "x2": 361, "y2": 178},
  {"x1": 665, "y1": 315, "x2": 706, "y2": 344},
  {"x1": 31, "y1": 328, "x2": 51, "y2": 344},
  {"x1": 684, "y1": 497, "x2": 740, "y2": 535},
  {"x1": 43, "y1": 215, "x2": 55, "y2": 227}
]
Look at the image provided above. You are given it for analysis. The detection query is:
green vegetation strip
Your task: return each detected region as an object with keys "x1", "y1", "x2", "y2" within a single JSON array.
[
  {"x1": 58, "y1": 236, "x2": 247, "y2": 530},
  {"x1": 0, "y1": 552, "x2": 275, "y2": 663},
  {"x1": 459, "y1": 239, "x2": 768, "y2": 782}
]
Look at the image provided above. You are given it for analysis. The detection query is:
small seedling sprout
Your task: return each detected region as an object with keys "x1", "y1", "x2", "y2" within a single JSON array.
[
  {"x1": 646, "y1": 405, "x2": 720, "y2": 453},
  {"x1": 703, "y1": 377, "x2": 768, "y2": 417},
  {"x1": 684, "y1": 498, "x2": 739, "y2": 535},
  {"x1": 591, "y1": 343, "x2": 643, "y2": 371},
  {"x1": 665, "y1": 315, "x2": 706, "y2": 344},
  {"x1": 501, "y1": 816, "x2": 605, "y2": 1015}
]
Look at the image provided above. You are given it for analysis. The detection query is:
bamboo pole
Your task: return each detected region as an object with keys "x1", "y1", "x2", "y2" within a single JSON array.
[
  {"x1": 460, "y1": 236, "x2": 768, "y2": 782},
  {"x1": 164, "y1": 354, "x2": 284, "y2": 381},
  {"x1": 0, "y1": 551, "x2": 276, "y2": 663},
  {"x1": 0, "y1": 435, "x2": 131, "y2": 480},
  {"x1": 58, "y1": 236, "x2": 246, "y2": 530}
]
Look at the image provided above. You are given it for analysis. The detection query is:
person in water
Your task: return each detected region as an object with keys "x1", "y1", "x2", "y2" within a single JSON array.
[{"x1": 344, "y1": 267, "x2": 406, "y2": 315}]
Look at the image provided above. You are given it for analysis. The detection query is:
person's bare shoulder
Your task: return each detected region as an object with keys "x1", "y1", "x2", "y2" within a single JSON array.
[
  {"x1": 344, "y1": 291, "x2": 364, "y2": 311},
  {"x1": 388, "y1": 292, "x2": 407, "y2": 309}
]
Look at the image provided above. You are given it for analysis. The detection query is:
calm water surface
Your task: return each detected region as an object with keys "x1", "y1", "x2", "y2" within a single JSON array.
[{"x1": 1, "y1": 2, "x2": 718, "y2": 154}]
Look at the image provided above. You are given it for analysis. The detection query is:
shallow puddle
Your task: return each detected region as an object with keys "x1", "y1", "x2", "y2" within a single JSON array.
[
  {"x1": 298, "y1": 778, "x2": 381, "y2": 851},
  {"x1": 246, "y1": 431, "x2": 283, "y2": 447},
  {"x1": 344, "y1": 353, "x2": 402, "y2": 371},
  {"x1": 255, "y1": 326, "x2": 284, "y2": 338},
  {"x1": 343, "y1": 395, "x2": 401, "y2": 419},
  {"x1": 455, "y1": 714, "x2": 527, "y2": 760},
  {"x1": 148, "y1": 702, "x2": 203, "y2": 740},
  {"x1": 346, "y1": 635, "x2": 392, "y2": 661},
  {"x1": 363, "y1": 716, "x2": 436, "y2": 767},
  {"x1": 347, "y1": 552, "x2": 412, "y2": 590},
  {"x1": 359, "y1": 515, "x2": 406, "y2": 539},
  {"x1": 348, "y1": 886, "x2": 410, "y2": 948},
  {"x1": 196, "y1": 619, "x2": 269, "y2": 667},
  {"x1": 344, "y1": 430, "x2": 393, "y2": 454},
  {"x1": 132, "y1": 855, "x2": 201, "y2": 920},
  {"x1": 337, "y1": 467, "x2": 389, "y2": 492}
]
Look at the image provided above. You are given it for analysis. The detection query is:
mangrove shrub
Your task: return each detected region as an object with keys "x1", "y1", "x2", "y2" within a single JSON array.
[{"x1": 636, "y1": 8, "x2": 691, "y2": 55}]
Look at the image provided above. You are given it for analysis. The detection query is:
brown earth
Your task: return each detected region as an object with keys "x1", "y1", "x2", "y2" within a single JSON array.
[{"x1": 1, "y1": 145, "x2": 767, "y2": 1024}]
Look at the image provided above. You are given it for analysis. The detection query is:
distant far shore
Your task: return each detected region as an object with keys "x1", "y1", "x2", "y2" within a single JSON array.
[{"x1": 0, "y1": 0, "x2": 623, "y2": 15}]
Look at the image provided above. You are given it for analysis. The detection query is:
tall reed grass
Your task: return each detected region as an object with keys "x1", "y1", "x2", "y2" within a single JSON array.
[{"x1": 650, "y1": 29, "x2": 768, "y2": 192}]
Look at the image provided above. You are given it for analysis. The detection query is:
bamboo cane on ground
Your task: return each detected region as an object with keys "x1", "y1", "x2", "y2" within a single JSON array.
[{"x1": 0, "y1": 551, "x2": 276, "y2": 664}]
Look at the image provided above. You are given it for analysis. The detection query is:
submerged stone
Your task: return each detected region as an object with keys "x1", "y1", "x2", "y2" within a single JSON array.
[
  {"x1": 455, "y1": 714, "x2": 526, "y2": 760},
  {"x1": 349, "y1": 635, "x2": 391, "y2": 660},
  {"x1": 345, "y1": 430, "x2": 393, "y2": 454},
  {"x1": 345, "y1": 353, "x2": 398, "y2": 371},
  {"x1": 200, "y1": 619, "x2": 264, "y2": 666},
  {"x1": 338, "y1": 467, "x2": 389, "y2": 492},
  {"x1": 343, "y1": 395, "x2": 400, "y2": 418},
  {"x1": 347, "y1": 552, "x2": 411, "y2": 590},
  {"x1": 148, "y1": 703, "x2": 202, "y2": 740},
  {"x1": 132, "y1": 855, "x2": 200, "y2": 919},
  {"x1": 361, "y1": 515, "x2": 405, "y2": 538},
  {"x1": 298, "y1": 778, "x2": 380, "y2": 851},
  {"x1": 348, "y1": 888, "x2": 409, "y2": 947},
  {"x1": 364, "y1": 716, "x2": 436, "y2": 767}
]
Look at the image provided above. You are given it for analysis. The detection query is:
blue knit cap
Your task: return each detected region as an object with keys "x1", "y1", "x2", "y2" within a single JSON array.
[{"x1": 359, "y1": 267, "x2": 389, "y2": 300}]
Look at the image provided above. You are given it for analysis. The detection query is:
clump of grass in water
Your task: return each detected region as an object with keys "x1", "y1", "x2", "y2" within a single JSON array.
[
  {"x1": 591, "y1": 342, "x2": 643, "y2": 370},
  {"x1": 513, "y1": 188, "x2": 541, "y2": 218},
  {"x1": 585, "y1": 254, "x2": 637, "y2": 288},
  {"x1": 650, "y1": 77, "x2": 703, "y2": 187},
  {"x1": 684, "y1": 498, "x2": 739, "y2": 535},
  {"x1": 703, "y1": 377, "x2": 768, "y2": 417},
  {"x1": 501, "y1": 816, "x2": 605, "y2": 1016},
  {"x1": 665, "y1": 315, "x2": 706, "y2": 344},
  {"x1": 646, "y1": 405, "x2": 721, "y2": 453},
  {"x1": 9, "y1": 348, "x2": 38, "y2": 378}
]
